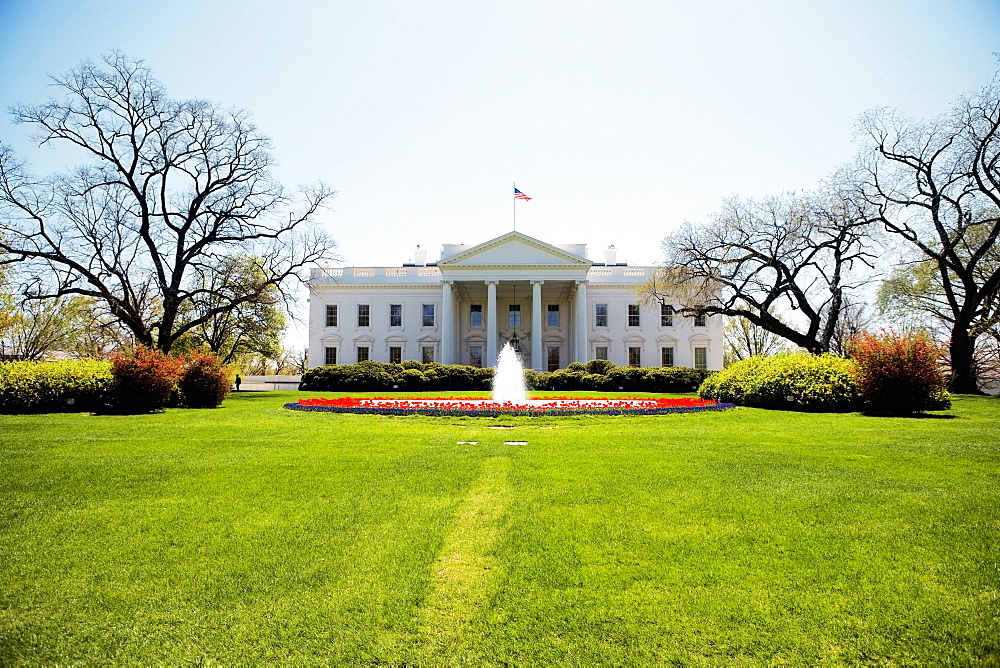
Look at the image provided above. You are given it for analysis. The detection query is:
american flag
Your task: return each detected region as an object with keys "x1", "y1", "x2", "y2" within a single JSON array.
[{"x1": 514, "y1": 187, "x2": 532, "y2": 201}]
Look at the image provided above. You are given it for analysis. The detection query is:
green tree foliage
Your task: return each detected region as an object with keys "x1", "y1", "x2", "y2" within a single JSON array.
[
  {"x1": 172, "y1": 257, "x2": 287, "y2": 365},
  {"x1": 0, "y1": 296, "x2": 118, "y2": 360}
]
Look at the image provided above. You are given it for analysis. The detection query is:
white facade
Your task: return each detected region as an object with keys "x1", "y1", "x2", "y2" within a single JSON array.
[{"x1": 307, "y1": 232, "x2": 723, "y2": 371}]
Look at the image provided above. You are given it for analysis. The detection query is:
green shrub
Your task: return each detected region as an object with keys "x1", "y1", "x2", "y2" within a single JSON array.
[
  {"x1": 0, "y1": 359, "x2": 113, "y2": 414},
  {"x1": 110, "y1": 347, "x2": 184, "y2": 413},
  {"x1": 847, "y1": 330, "x2": 950, "y2": 415},
  {"x1": 522, "y1": 369, "x2": 543, "y2": 391},
  {"x1": 699, "y1": 353, "x2": 861, "y2": 412},
  {"x1": 399, "y1": 367, "x2": 429, "y2": 390},
  {"x1": 585, "y1": 359, "x2": 615, "y2": 375},
  {"x1": 606, "y1": 366, "x2": 648, "y2": 390},
  {"x1": 645, "y1": 367, "x2": 713, "y2": 393},
  {"x1": 548, "y1": 369, "x2": 588, "y2": 390},
  {"x1": 299, "y1": 360, "x2": 713, "y2": 394},
  {"x1": 299, "y1": 361, "x2": 493, "y2": 392},
  {"x1": 178, "y1": 351, "x2": 234, "y2": 408}
]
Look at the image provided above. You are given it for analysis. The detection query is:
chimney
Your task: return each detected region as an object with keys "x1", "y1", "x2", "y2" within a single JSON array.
[
  {"x1": 604, "y1": 245, "x2": 617, "y2": 266},
  {"x1": 414, "y1": 245, "x2": 427, "y2": 266}
]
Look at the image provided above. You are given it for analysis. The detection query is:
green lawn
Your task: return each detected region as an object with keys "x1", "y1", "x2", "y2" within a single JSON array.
[{"x1": 1, "y1": 391, "x2": 998, "y2": 664}]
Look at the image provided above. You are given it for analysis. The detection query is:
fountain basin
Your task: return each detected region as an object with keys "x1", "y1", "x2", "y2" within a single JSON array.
[
  {"x1": 286, "y1": 396, "x2": 734, "y2": 417},
  {"x1": 286, "y1": 343, "x2": 736, "y2": 417}
]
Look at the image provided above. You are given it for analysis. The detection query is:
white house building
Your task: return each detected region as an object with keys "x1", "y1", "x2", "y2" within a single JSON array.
[{"x1": 307, "y1": 231, "x2": 723, "y2": 371}]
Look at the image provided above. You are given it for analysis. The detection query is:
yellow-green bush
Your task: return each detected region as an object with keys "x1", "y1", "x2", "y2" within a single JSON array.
[
  {"x1": 699, "y1": 352, "x2": 861, "y2": 412},
  {"x1": 0, "y1": 359, "x2": 113, "y2": 413}
]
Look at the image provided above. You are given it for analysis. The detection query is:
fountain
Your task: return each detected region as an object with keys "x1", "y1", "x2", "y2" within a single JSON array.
[
  {"x1": 286, "y1": 340, "x2": 734, "y2": 415},
  {"x1": 492, "y1": 342, "x2": 527, "y2": 404}
]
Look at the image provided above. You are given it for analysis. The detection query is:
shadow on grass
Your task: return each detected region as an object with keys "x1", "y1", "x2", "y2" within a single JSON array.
[
  {"x1": 228, "y1": 391, "x2": 289, "y2": 403},
  {"x1": 862, "y1": 412, "x2": 958, "y2": 419}
]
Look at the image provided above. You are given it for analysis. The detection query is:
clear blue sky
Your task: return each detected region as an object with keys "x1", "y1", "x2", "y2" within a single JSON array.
[{"x1": 1, "y1": 0, "x2": 998, "y2": 341}]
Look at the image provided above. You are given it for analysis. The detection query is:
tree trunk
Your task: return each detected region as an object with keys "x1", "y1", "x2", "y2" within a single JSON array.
[{"x1": 948, "y1": 327, "x2": 982, "y2": 394}]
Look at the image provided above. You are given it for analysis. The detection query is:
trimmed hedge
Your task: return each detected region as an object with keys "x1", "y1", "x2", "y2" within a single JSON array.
[
  {"x1": 300, "y1": 360, "x2": 713, "y2": 393},
  {"x1": 300, "y1": 361, "x2": 494, "y2": 392},
  {"x1": 698, "y1": 352, "x2": 861, "y2": 412},
  {"x1": 0, "y1": 359, "x2": 113, "y2": 414}
]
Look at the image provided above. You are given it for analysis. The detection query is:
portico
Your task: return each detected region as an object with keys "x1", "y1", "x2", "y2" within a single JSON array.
[
  {"x1": 435, "y1": 233, "x2": 593, "y2": 369},
  {"x1": 438, "y1": 277, "x2": 586, "y2": 370},
  {"x1": 308, "y1": 231, "x2": 724, "y2": 371}
]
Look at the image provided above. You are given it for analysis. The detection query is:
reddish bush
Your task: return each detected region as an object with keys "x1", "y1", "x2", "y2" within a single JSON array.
[
  {"x1": 110, "y1": 347, "x2": 184, "y2": 413},
  {"x1": 847, "y1": 330, "x2": 950, "y2": 415},
  {"x1": 178, "y1": 351, "x2": 233, "y2": 408}
]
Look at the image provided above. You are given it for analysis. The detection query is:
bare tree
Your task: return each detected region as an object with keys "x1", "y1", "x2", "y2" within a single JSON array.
[
  {"x1": 647, "y1": 185, "x2": 877, "y2": 354},
  {"x1": 723, "y1": 310, "x2": 791, "y2": 365},
  {"x1": 828, "y1": 301, "x2": 875, "y2": 356},
  {"x1": 858, "y1": 69, "x2": 1000, "y2": 393},
  {"x1": 0, "y1": 53, "x2": 337, "y2": 354},
  {"x1": 3, "y1": 296, "x2": 90, "y2": 360},
  {"x1": 878, "y1": 247, "x2": 1000, "y2": 389}
]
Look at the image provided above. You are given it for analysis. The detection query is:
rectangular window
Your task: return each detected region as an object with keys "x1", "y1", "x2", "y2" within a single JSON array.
[
  {"x1": 325, "y1": 347, "x2": 337, "y2": 366},
  {"x1": 469, "y1": 345, "x2": 483, "y2": 368},
  {"x1": 547, "y1": 304, "x2": 560, "y2": 327},
  {"x1": 357, "y1": 304, "x2": 370, "y2": 328},
  {"x1": 469, "y1": 304, "x2": 483, "y2": 328},
  {"x1": 547, "y1": 346, "x2": 560, "y2": 372},
  {"x1": 422, "y1": 304, "x2": 435, "y2": 327},
  {"x1": 694, "y1": 312, "x2": 707, "y2": 327},
  {"x1": 595, "y1": 303, "x2": 608, "y2": 327},
  {"x1": 389, "y1": 346, "x2": 402, "y2": 364},
  {"x1": 595, "y1": 346, "x2": 608, "y2": 361},
  {"x1": 357, "y1": 346, "x2": 369, "y2": 363},
  {"x1": 661, "y1": 347, "x2": 675, "y2": 367},
  {"x1": 694, "y1": 347, "x2": 708, "y2": 370},
  {"x1": 628, "y1": 304, "x2": 640, "y2": 327},
  {"x1": 508, "y1": 304, "x2": 521, "y2": 327},
  {"x1": 628, "y1": 346, "x2": 642, "y2": 367},
  {"x1": 325, "y1": 304, "x2": 338, "y2": 327},
  {"x1": 422, "y1": 346, "x2": 435, "y2": 363},
  {"x1": 389, "y1": 304, "x2": 402, "y2": 327},
  {"x1": 660, "y1": 304, "x2": 674, "y2": 327}
]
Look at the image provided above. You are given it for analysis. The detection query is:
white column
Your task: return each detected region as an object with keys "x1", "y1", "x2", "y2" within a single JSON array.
[
  {"x1": 486, "y1": 280, "x2": 498, "y2": 367},
  {"x1": 575, "y1": 280, "x2": 588, "y2": 363},
  {"x1": 441, "y1": 280, "x2": 454, "y2": 364},
  {"x1": 531, "y1": 280, "x2": 543, "y2": 371}
]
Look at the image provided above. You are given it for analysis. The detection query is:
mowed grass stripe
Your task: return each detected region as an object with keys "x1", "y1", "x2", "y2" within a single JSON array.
[{"x1": 416, "y1": 456, "x2": 513, "y2": 658}]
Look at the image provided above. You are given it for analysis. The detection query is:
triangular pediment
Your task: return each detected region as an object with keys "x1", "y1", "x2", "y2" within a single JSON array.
[{"x1": 439, "y1": 232, "x2": 591, "y2": 267}]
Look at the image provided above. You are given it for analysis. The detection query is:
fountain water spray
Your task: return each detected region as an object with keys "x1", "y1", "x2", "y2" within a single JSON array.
[
  {"x1": 288, "y1": 340, "x2": 734, "y2": 415},
  {"x1": 492, "y1": 342, "x2": 527, "y2": 403}
]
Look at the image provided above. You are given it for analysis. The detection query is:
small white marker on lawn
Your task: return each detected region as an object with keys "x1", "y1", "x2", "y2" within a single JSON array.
[{"x1": 504, "y1": 441, "x2": 528, "y2": 445}]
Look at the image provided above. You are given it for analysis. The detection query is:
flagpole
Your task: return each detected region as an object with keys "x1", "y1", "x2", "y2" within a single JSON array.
[{"x1": 513, "y1": 181, "x2": 516, "y2": 232}]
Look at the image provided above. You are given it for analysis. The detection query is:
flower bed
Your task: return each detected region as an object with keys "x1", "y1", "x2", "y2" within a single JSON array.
[{"x1": 285, "y1": 396, "x2": 734, "y2": 417}]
